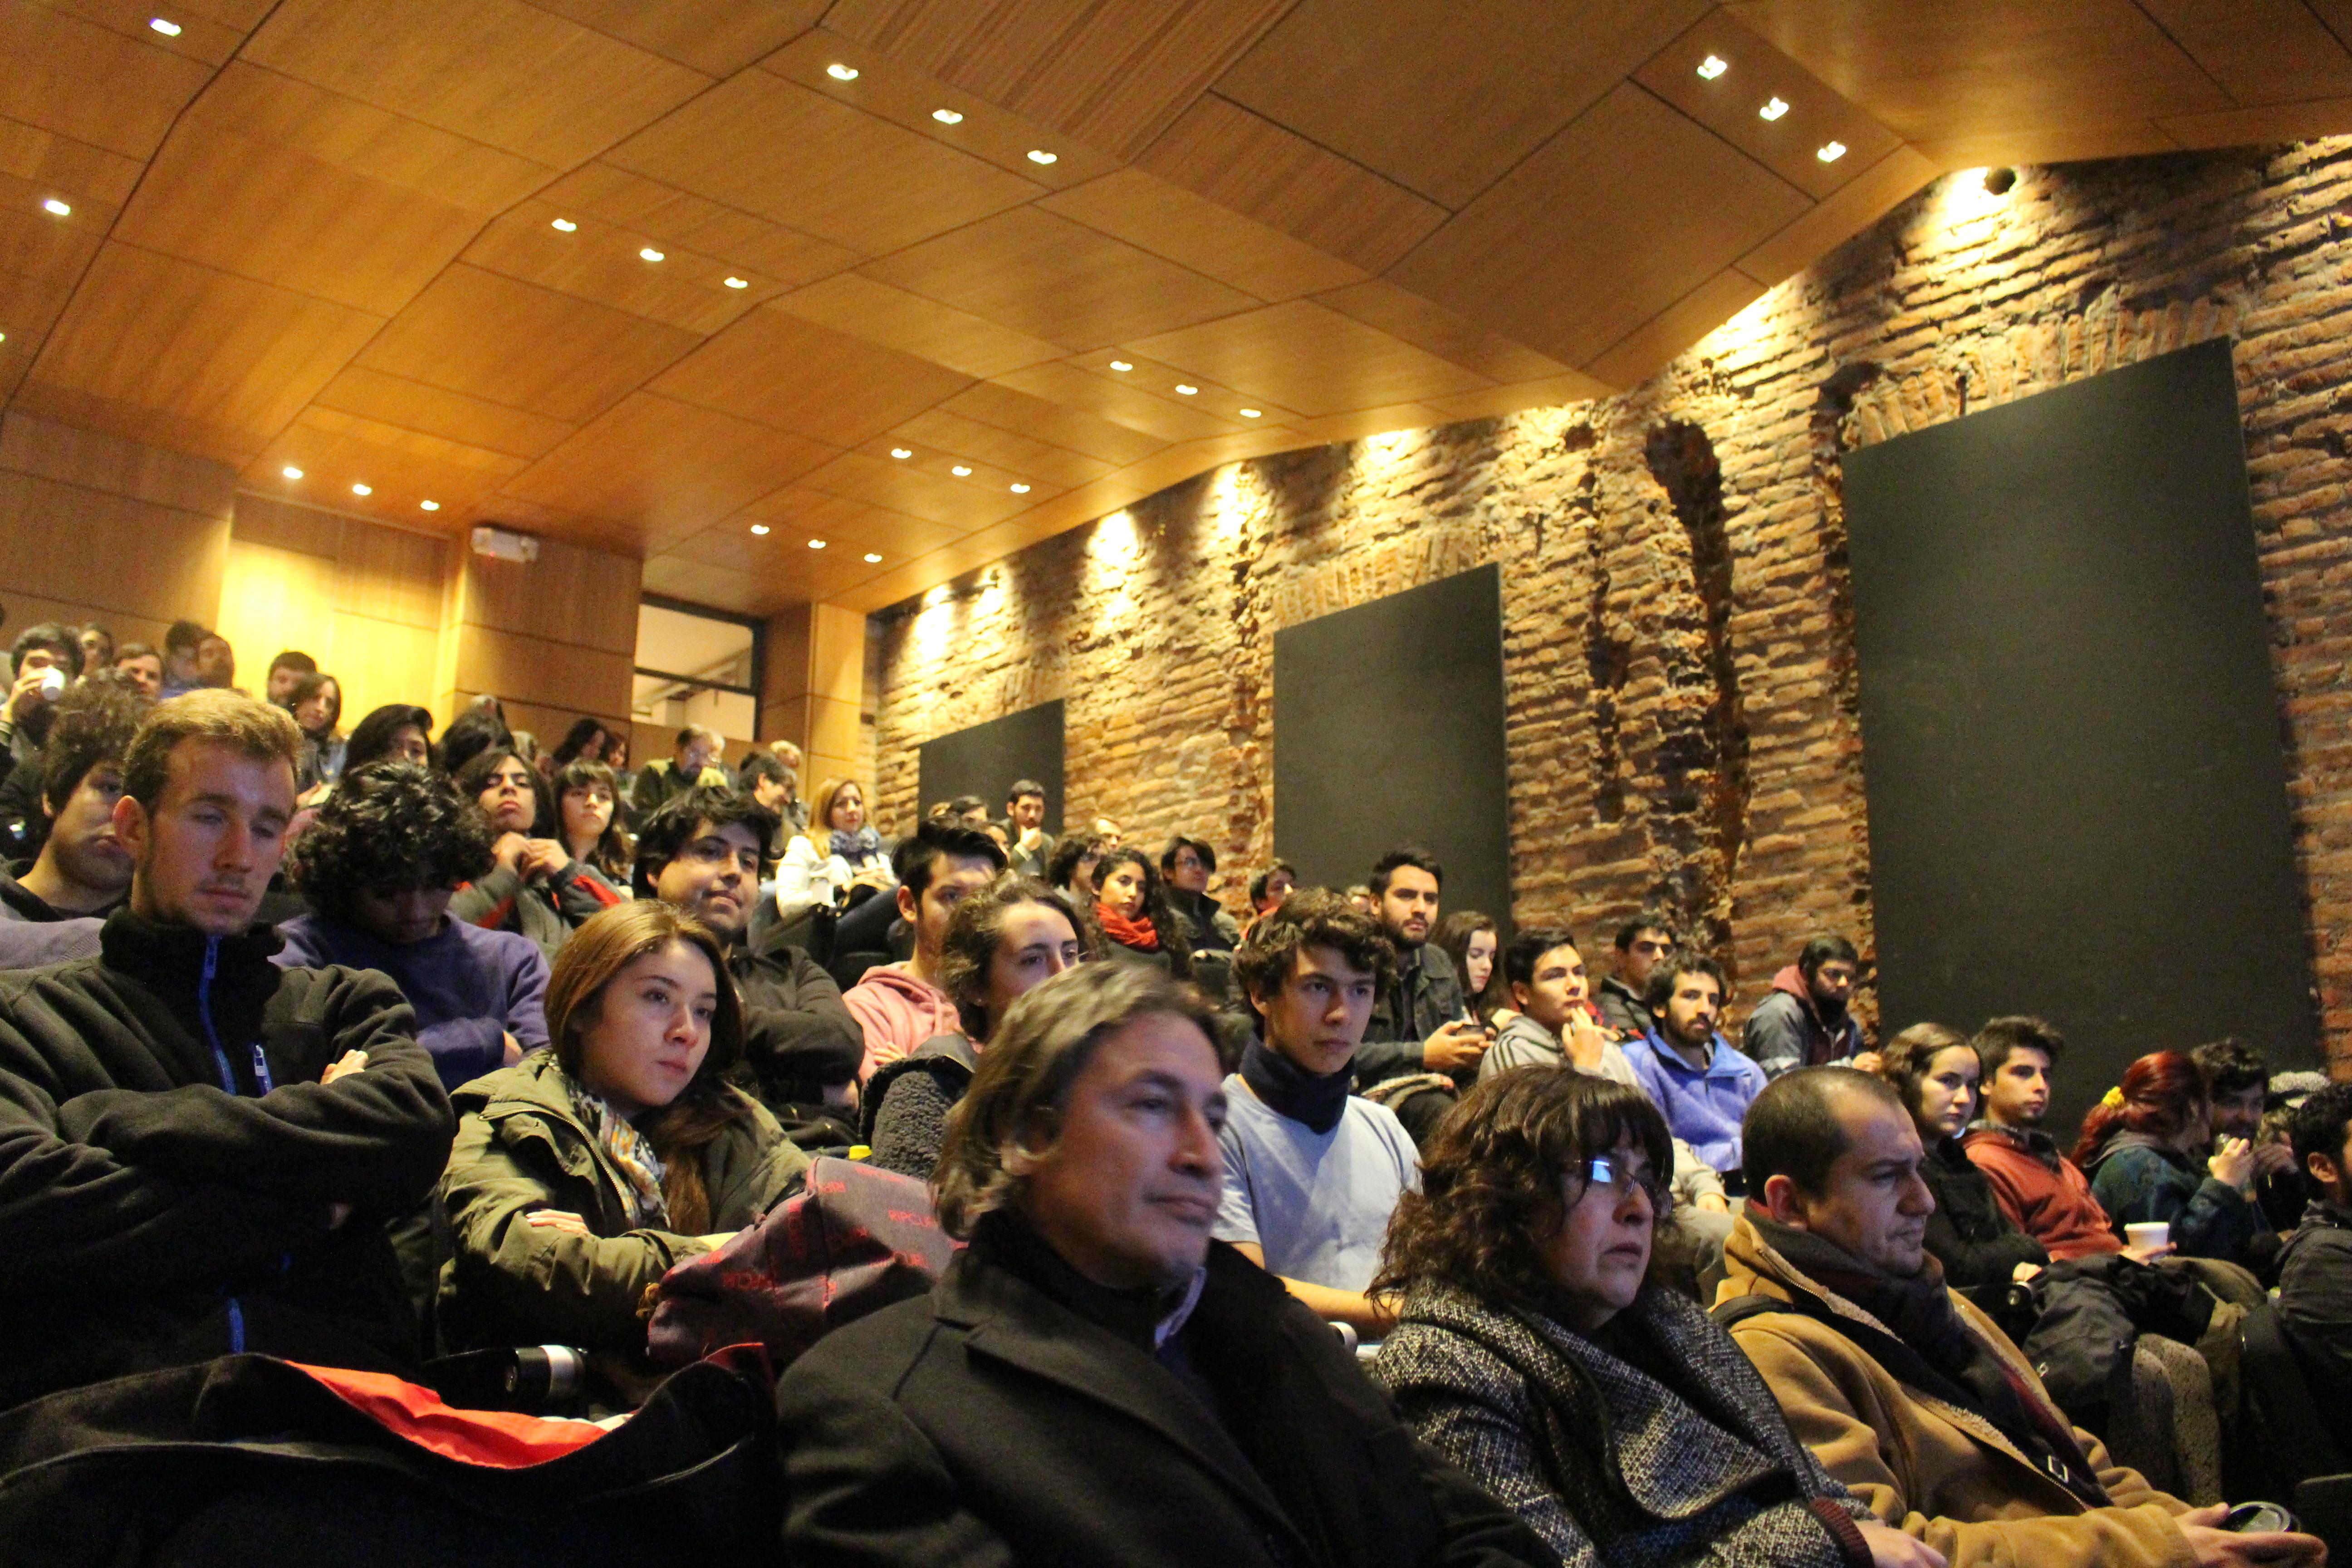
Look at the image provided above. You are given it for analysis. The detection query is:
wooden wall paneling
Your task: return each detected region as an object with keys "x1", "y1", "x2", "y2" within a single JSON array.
[
  {"x1": 860, "y1": 206, "x2": 1263, "y2": 353},
  {"x1": 24, "y1": 243, "x2": 389, "y2": 462},
  {"x1": 216, "y1": 537, "x2": 341, "y2": 685},
  {"x1": 462, "y1": 198, "x2": 778, "y2": 333},
  {"x1": 1213, "y1": 0, "x2": 1710, "y2": 209},
  {"x1": 250, "y1": 406, "x2": 530, "y2": 523},
  {"x1": 4, "y1": 591, "x2": 176, "y2": 656},
  {"x1": 1633, "y1": 10, "x2": 1905, "y2": 201},
  {"x1": 334, "y1": 514, "x2": 448, "y2": 628},
  {"x1": 606, "y1": 70, "x2": 1044, "y2": 255},
  {"x1": 532, "y1": 163, "x2": 859, "y2": 287},
  {"x1": 312, "y1": 367, "x2": 577, "y2": 462},
  {"x1": 448, "y1": 623, "x2": 635, "y2": 722},
  {"x1": 354, "y1": 265, "x2": 701, "y2": 425},
  {"x1": 1038, "y1": 168, "x2": 1367, "y2": 301},
  {"x1": 1122, "y1": 301, "x2": 1494, "y2": 418},
  {"x1": 940, "y1": 380, "x2": 1166, "y2": 466},
  {"x1": 502, "y1": 391, "x2": 838, "y2": 548},
  {"x1": 651, "y1": 307, "x2": 975, "y2": 446},
  {"x1": 0, "y1": 0, "x2": 217, "y2": 160},
  {"x1": 803, "y1": 599, "x2": 864, "y2": 783},
  {"x1": 230, "y1": 490, "x2": 345, "y2": 556},
  {"x1": 889, "y1": 407, "x2": 1117, "y2": 489},
  {"x1": 1308, "y1": 279, "x2": 1574, "y2": 384},
  {"x1": 1389, "y1": 84, "x2": 1811, "y2": 370},
  {"x1": 768, "y1": 272, "x2": 1066, "y2": 379},
  {"x1": 454, "y1": 534, "x2": 640, "y2": 656},
  {"x1": 1735, "y1": 143, "x2": 1937, "y2": 287},
  {"x1": 639, "y1": 553, "x2": 782, "y2": 616},
  {"x1": 1133, "y1": 95, "x2": 1449, "y2": 274},
  {"x1": 328, "y1": 607, "x2": 445, "y2": 723},
  {"x1": 0, "y1": 409, "x2": 239, "y2": 516},
  {"x1": 990, "y1": 360, "x2": 1244, "y2": 442},
  {"x1": 823, "y1": 0, "x2": 1295, "y2": 161},
  {"x1": 798, "y1": 448, "x2": 1029, "y2": 530},
  {"x1": 1584, "y1": 267, "x2": 1771, "y2": 388},
  {"x1": 0, "y1": 470, "x2": 230, "y2": 629},
  {"x1": 242, "y1": 0, "x2": 711, "y2": 167},
  {"x1": 758, "y1": 601, "x2": 810, "y2": 746},
  {"x1": 527, "y1": 0, "x2": 825, "y2": 77}
]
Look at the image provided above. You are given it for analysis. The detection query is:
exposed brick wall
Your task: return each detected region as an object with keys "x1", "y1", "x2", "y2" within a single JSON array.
[{"x1": 873, "y1": 141, "x2": 2352, "y2": 1068}]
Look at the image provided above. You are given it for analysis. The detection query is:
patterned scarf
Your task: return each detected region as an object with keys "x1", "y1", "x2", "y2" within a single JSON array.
[
  {"x1": 566, "y1": 1076, "x2": 671, "y2": 1230},
  {"x1": 1096, "y1": 902, "x2": 1161, "y2": 952},
  {"x1": 830, "y1": 825, "x2": 882, "y2": 863}
]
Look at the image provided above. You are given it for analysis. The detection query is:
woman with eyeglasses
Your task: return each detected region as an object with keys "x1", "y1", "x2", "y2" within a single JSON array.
[{"x1": 1373, "y1": 1068, "x2": 1936, "y2": 1568}]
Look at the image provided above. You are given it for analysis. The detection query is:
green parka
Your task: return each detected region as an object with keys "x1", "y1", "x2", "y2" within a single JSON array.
[{"x1": 437, "y1": 1050, "x2": 808, "y2": 1354}]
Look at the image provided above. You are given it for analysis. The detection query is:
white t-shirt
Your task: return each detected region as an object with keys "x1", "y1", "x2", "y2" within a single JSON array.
[{"x1": 1213, "y1": 1076, "x2": 1420, "y2": 1293}]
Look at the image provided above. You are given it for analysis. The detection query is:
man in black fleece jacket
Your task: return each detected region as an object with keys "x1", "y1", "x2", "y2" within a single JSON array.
[{"x1": 0, "y1": 691, "x2": 453, "y2": 1408}]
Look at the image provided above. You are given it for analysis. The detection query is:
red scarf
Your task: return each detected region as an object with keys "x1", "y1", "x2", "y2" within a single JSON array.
[{"x1": 1096, "y1": 902, "x2": 1161, "y2": 953}]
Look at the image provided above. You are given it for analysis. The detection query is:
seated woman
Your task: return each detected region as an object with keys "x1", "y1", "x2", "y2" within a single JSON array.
[
  {"x1": 775, "y1": 776, "x2": 893, "y2": 920},
  {"x1": 1878, "y1": 1022, "x2": 2047, "y2": 1298},
  {"x1": 439, "y1": 902, "x2": 810, "y2": 1380},
  {"x1": 284, "y1": 671, "x2": 344, "y2": 794},
  {"x1": 451, "y1": 746, "x2": 623, "y2": 961},
  {"x1": 1091, "y1": 845, "x2": 1193, "y2": 981},
  {"x1": 1374, "y1": 1068, "x2": 1915, "y2": 1568},
  {"x1": 861, "y1": 876, "x2": 1092, "y2": 1181},
  {"x1": 342, "y1": 702, "x2": 436, "y2": 772},
  {"x1": 2077, "y1": 1049, "x2": 2264, "y2": 1263},
  {"x1": 1435, "y1": 909, "x2": 1505, "y2": 1028},
  {"x1": 553, "y1": 756, "x2": 634, "y2": 890}
]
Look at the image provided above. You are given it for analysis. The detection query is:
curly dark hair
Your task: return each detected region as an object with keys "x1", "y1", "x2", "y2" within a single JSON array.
[
  {"x1": 39, "y1": 682, "x2": 147, "y2": 813},
  {"x1": 632, "y1": 784, "x2": 778, "y2": 896},
  {"x1": 1094, "y1": 844, "x2": 1192, "y2": 980},
  {"x1": 285, "y1": 760, "x2": 495, "y2": 921},
  {"x1": 1046, "y1": 832, "x2": 1107, "y2": 891},
  {"x1": 1373, "y1": 1068, "x2": 1675, "y2": 1310},
  {"x1": 344, "y1": 704, "x2": 436, "y2": 771},
  {"x1": 1232, "y1": 887, "x2": 1396, "y2": 1014},
  {"x1": 936, "y1": 875, "x2": 1098, "y2": 1039}
]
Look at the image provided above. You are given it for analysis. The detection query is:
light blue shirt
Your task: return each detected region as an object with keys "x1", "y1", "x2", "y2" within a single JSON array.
[
  {"x1": 1214, "y1": 1075, "x2": 1420, "y2": 1293},
  {"x1": 1623, "y1": 1030, "x2": 1766, "y2": 1174}
]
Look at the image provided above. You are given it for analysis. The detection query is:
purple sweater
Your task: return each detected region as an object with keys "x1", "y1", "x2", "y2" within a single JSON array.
[{"x1": 274, "y1": 912, "x2": 549, "y2": 1091}]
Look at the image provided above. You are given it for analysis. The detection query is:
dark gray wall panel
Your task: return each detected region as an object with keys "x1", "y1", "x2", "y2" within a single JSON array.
[{"x1": 919, "y1": 699, "x2": 1064, "y2": 835}]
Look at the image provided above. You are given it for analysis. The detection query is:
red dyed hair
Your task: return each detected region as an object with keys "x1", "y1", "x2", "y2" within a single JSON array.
[{"x1": 2072, "y1": 1049, "x2": 2207, "y2": 1167}]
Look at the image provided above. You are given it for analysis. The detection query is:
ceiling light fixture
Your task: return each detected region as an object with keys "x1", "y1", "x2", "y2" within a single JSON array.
[
  {"x1": 1696, "y1": 54, "x2": 1728, "y2": 79},
  {"x1": 932, "y1": 108, "x2": 963, "y2": 124},
  {"x1": 1173, "y1": 384, "x2": 1197, "y2": 395},
  {"x1": 1239, "y1": 408, "x2": 1262, "y2": 418},
  {"x1": 420, "y1": 500, "x2": 441, "y2": 511},
  {"x1": 639, "y1": 246, "x2": 664, "y2": 262},
  {"x1": 750, "y1": 523, "x2": 770, "y2": 535},
  {"x1": 723, "y1": 275, "x2": 748, "y2": 289},
  {"x1": 1009, "y1": 482, "x2": 1030, "y2": 493},
  {"x1": 1759, "y1": 97, "x2": 1789, "y2": 121},
  {"x1": 351, "y1": 483, "x2": 372, "y2": 496},
  {"x1": 808, "y1": 538, "x2": 827, "y2": 549},
  {"x1": 550, "y1": 217, "x2": 577, "y2": 231},
  {"x1": 281, "y1": 466, "x2": 303, "y2": 480},
  {"x1": 889, "y1": 447, "x2": 912, "y2": 459},
  {"x1": 41, "y1": 198, "x2": 69, "y2": 216},
  {"x1": 1817, "y1": 140, "x2": 1847, "y2": 162},
  {"x1": 1108, "y1": 360, "x2": 1132, "y2": 372},
  {"x1": 1026, "y1": 149, "x2": 1057, "y2": 165},
  {"x1": 149, "y1": 16, "x2": 181, "y2": 35},
  {"x1": 864, "y1": 552, "x2": 882, "y2": 563},
  {"x1": 825, "y1": 63, "x2": 858, "y2": 81},
  {"x1": 951, "y1": 465, "x2": 972, "y2": 476}
]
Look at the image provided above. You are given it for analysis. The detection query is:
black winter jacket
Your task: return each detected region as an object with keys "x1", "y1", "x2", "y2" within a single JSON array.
[
  {"x1": 0, "y1": 910, "x2": 455, "y2": 1406},
  {"x1": 1922, "y1": 1135, "x2": 2049, "y2": 1292},
  {"x1": 727, "y1": 936, "x2": 864, "y2": 1110},
  {"x1": 1359, "y1": 944, "x2": 1466, "y2": 1088}
]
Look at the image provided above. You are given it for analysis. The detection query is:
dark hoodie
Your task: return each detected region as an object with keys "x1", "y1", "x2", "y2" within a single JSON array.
[
  {"x1": 0, "y1": 908, "x2": 454, "y2": 1406},
  {"x1": 1742, "y1": 963, "x2": 1863, "y2": 1079}
]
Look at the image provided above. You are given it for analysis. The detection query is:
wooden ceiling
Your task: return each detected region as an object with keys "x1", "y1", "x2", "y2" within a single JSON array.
[{"x1": 6, "y1": 0, "x2": 2348, "y2": 617}]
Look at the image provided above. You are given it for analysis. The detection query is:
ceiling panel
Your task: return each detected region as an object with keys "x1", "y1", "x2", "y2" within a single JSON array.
[
  {"x1": 462, "y1": 198, "x2": 778, "y2": 333},
  {"x1": 1214, "y1": 0, "x2": 1710, "y2": 209},
  {"x1": 1031, "y1": 348, "x2": 1303, "y2": 431},
  {"x1": 0, "y1": 112, "x2": 148, "y2": 207},
  {"x1": 799, "y1": 447, "x2": 1033, "y2": 531},
  {"x1": 244, "y1": 0, "x2": 710, "y2": 167},
  {"x1": 250, "y1": 403, "x2": 530, "y2": 521},
  {"x1": 889, "y1": 408, "x2": 1115, "y2": 489},
  {"x1": 1420, "y1": 372, "x2": 1615, "y2": 422},
  {"x1": 2158, "y1": 95, "x2": 2352, "y2": 149},
  {"x1": 861, "y1": 206, "x2": 1260, "y2": 353},
  {"x1": 1135, "y1": 93, "x2": 1448, "y2": 274},
  {"x1": 312, "y1": 365, "x2": 577, "y2": 461},
  {"x1": 0, "y1": 165, "x2": 112, "y2": 292},
  {"x1": 1391, "y1": 84, "x2": 1811, "y2": 369},
  {"x1": 528, "y1": 0, "x2": 826, "y2": 77},
  {"x1": 1585, "y1": 267, "x2": 1769, "y2": 389},
  {"x1": 1125, "y1": 299, "x2": 1496, "y2": 418},
  {"x1": 740, "y1": 485, "x2": 967, "y2": 559},
  {"x1": 536, "y1": 164, "x2": 858, "y2": 286},
  {"x1": 1038, "y1": 168, "x2": 1367, "y2": 302},
  {"x1": 1735, "y1": 142, "x2": 1936, "y2": 286},
  {"x1": 990, "y1": 360, "x2": 1242, "y2": 442},
  {"x1": 354, "y1": 264, "x2": 701, "y2": 424},
  {"x1": 0, "y1": 0, "x2": 217, "y2": 160},
  {"x1": 2135, "y1": 0, "x2": 2352, "y2": 106},
  {"x1": 940, "y1": 380, "x2": 1167, "y2": 467},
  {"x1": 769, "y1": 271, "x2": 1065, "y2": 379},
  {"x1": 823, "y1": 0, "x2": 1294, "y2": 160},
  {"x1": 652, "y1": 307, "x2": 974, "y2": 446},
  {"x1": 840, "y1": 431, "x2": 1064, "y2": 504},
  {"x1": 607, "y1": 69, "x2": 1043, "y2": 255},
  {"x1": 41, "y1": 0, "x2": 252, "y2": 65},
  {"x1": 1309, "y1": 279, "x2": 1572, "y2": 384}
]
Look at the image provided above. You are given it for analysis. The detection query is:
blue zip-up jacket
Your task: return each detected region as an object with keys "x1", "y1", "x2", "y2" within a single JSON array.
[
  {"x1": 1622, "y1": 1028, "x2": 1768, "y2": 1176},
  {"x1": 0, "y1": 908, "x2": 454, "y2": 1407}
]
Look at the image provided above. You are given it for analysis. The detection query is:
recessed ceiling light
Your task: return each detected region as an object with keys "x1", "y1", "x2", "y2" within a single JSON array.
[
  {"x1": 1173, "y1": 384, "x2": 1197, "y2": 395},
  {"x1": 1026, "y1": 149, "x2": 1057, "y2": 165},
  {"x1": 351, "y1": 483, "x2": 372, "y2": 496},
  {"x1": 149, "y1": 17, "x2": 181, "y2": 35},
  {"x1": 1239, "y1": 408, "x2": 1262, "y2": 418},
  {"x1": 1817, "y1": 140, "x2": 1847, "y2": 162},
  {"x1": 1108, "y1": 360, "x2": 1132, "y2": 372},
  {"x1": 1009, "y1": 482, "x2": 1030, "y2": 494},
  {"x1": 932, "y1": 108, "x2": 963, "y2": 124},
  {"x1": 1759, "y1": 97, "x2": 1789, "y2": 121},
  {"x1": 750, "y1": 523, "x2": 770, "y2": 535},
  {"x1": 281, "y1": 466, "x2": 303, "y2": 480},
  {"x1": 808, "y1": 538, "x2": 827, "y2": 549},
  {"x1": 420, "y1": 499, "x2": 441, "y2": 511},
  {"x1": 951, "y1": 465, "x2": 972, "y2": 476},
  {"x1": 550, "y1": 217, "x2": 577, "y2": 232},
  {"x1": 639, "y1": 246, "x2": 664, "y2": 262},
  {"x1": 826, "y1": 63, "x2": 858, "y2": 81},
  {"x1": 723, "y1": 275, "x2": 748, "y2": 289},
  {"x1": 41, "y1": 198, "x2": 69, "y2": 216},
  {"x1": 1696, "y1": 54, "x2": 1728, "y2": 79},
  {"x1": 890, "y1": 447, "x2": 912, "y2": 459},
  {"x1": 864, "y1": 552, "x2": 883, "y2": 563}
]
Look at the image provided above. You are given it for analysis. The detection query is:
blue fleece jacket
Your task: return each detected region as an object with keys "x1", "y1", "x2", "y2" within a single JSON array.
[
  {"x1": 274, "y1": 911, "x2": 549, "y2": 1090},
  {"x1": 1623, "y1": 1029, "x2": 1767, "y2": 1175}
]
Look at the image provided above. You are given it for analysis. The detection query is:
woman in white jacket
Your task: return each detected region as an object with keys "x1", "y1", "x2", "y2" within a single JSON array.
[{"x1": 775, "y1": 776, "x2": 894, "y2": 919}]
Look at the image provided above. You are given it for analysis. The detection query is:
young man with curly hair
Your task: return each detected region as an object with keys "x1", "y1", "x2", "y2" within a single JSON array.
[{"x1": 275, "y1": 760, "x2": 549, "y2": 1093}]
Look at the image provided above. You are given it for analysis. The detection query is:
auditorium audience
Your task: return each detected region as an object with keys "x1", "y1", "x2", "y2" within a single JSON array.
[
  {"x1": 1356, "y1": 850, "x2": 1487, "y2": 1149},
  {"x1": 1623, "y1": 954, "x2": 1765, "y2": 1181},
  {"x1": 284, "y1": 671, "x2": 344, "y2": 791},
  {"x1": 451, "y1": 746, "x2": 623, "y2": 961},
  {"x1": 635, "y1": 787, "x2": 861, "y2": 1122},
  {"x1": 552, "y1": 757, "x2": 633, "y2": 886},
  {"x1": 2074, "y1": 1050, "x2": 2264, "y2": 1264},
  {"x1": 1045, "y1": 829, "x2": 1107, "y2": 902},
  {"x1": 2279, "y1": 1082, "x2": 2352, "y2": 1421},
  {"x1": 1374, "y1": 1068, "x2": 1914, "y2": 1568},
  {"x1": 438, "y1": 901, "x2": 808, "y2": 1376},
  {"x1": 1005, "y1": 777, "x2": 1053, "y2": 875},
  {"x1": 265, "y1": 648, "x2": 316, "y2": 706},
  {"x1": 0, "y1": 621, "x2": 83, "y2": 780},
  {"x1": 777, "y1": 775, "x2": 893, "y2": 917},
  {"x1": 844, "y1": 819, "x2": 1004, "y2": 1079},
  {"x1": 0, "y1": 691, "x2": 452, "y2": 1407},
  {"x1": 1745, "y1": 935, "x2": 1872, "y2": 1078},
  {"x1": 1876, "y1": 1023, "x2": 2048, "y2": 1294},
  {"x1": 1596, "y1": 910, "x2": 1678, "y2": 1039},
  {"x1": 776, "y1": 960, "x2": 1552, "y2": 1568},
  {"x1": 111, "y1": 641, "x2": 162, "y2": 699},
  {"x1": 275, "y1": 761, "x2": 547, "y2": 1092},
  {"x1": 1480, "y1": 926, "x2": 1638, "y2": 1086},
  {"x1": 862, "y1": 874, "x2": 1089, "y2": 1180},
  {"x1": 1960, "y1": 1017, "x2": 2127, "y2": 1260},
  {"x1": 1718, "y1": 1067, "x2": 2317, "y2": 1568},
  {"x1": 1093, "y1": 843, "x2": 1194, "y2": 979},
  {"x1": 1218, "y1": 890, "x2": 1416, "y2": 1333},
  {"x1": 1161, "y1": 834, "x2": 1240, "y2": 955},
  {"x1": 343, "y1": 702, "x2": 435, "y2": 772},
  {"x1": 158, "y1": 618, "x2": 206, "y2": 697},
  {"x1": 0, "y1": 683, "x2": 139, "y2": 925},
  {"x1": 1434, "y1": 910, "x2": 1502, "y2": 1025}
]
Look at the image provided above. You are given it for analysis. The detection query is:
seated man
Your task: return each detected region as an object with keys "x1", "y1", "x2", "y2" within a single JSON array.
[
  {"x1": 1960, "y1": 1017, "x2": 2125, "y2": 1261},
  {"x1": 638, "y1": 786, "x2": 862, "y2": 1119},
  {"x1": 0, "y1": 683, "x2": 142, "y2": 964},
  {"x1": 1743, "y1": 934, "x2": 1872, "y2": 1078},
  {"x1": 776, "y1": 960, "x2": 1553, "y2": 1568},
  {"x1": 627, "y1": 724, "x2": 727, "y2": 819},
  {"x1": 2279, "y1": 1082, "x2": 2352, "y2": 1420},
  {"x1": 1595, "y1": 910, "x2": 1677, "y2": 1039},
  {"x1": 843, "y1": 819, "x2": 1004, "y2": 1081},
  {"x1": 1718, "y1": 1067, "x2": 2316, "y2": 1568},
  {"x1": 275, "y1": 760, "x2": 549, "y2": 1093},
  {"x1": 112, "y1": 641, "x2": 164, "y2": 700},
  {"x1": 1005, "y1": 776, "x2": 1054, "y2": 877},
  {"x1": 1354, "y1": 849, "x2": 1488, "y2": 1145},
  {"x1": 1623, "y1": 955, "x2": 1767, "y2": 1183},
  {"x1": 2194, "y1": 1036, "x2": 2304, "y2": 1233},
  {"x1": 0, "y1": 691, "x2": 453, "y2": 1407},
  {"x1": 1219, "y1": 890, "x2": 1417, "y2": 1333}
]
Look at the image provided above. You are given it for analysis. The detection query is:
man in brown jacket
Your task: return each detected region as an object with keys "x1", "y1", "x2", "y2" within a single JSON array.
[{"x1": 1717, "y1": 1067, "x2": 2322, "y2": 1568}]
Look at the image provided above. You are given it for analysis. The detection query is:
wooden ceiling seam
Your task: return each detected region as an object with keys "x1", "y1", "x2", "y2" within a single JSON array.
[{"x1": 2124, "y1": 0, "x2": 2242, "y2": 106}]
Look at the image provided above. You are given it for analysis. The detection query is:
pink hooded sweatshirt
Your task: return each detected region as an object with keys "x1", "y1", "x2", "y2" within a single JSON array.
[{"x1": 845, "y1": 962, "x2": 964, "y2": 1083}]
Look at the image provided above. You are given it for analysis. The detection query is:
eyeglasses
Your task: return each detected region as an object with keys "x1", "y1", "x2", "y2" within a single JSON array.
[{"x1": 1573, "y1": 1155, "x2": 1668, "y2": 1208}]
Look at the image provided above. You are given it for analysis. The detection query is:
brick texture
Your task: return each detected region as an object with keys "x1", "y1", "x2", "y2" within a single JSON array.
[{"x1": 872, "y1": 142, "x2": 2352, "y2": 1069}]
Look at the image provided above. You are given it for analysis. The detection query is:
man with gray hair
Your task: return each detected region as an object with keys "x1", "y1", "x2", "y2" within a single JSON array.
[{"x1": 777, "y1": 961, "x2": 1549, "y2": 1568}]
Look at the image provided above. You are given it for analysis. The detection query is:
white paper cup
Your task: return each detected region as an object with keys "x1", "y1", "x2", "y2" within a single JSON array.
[{"x1": 2124, "y1": 1221, "x2": 2170, "y2": 1251}]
